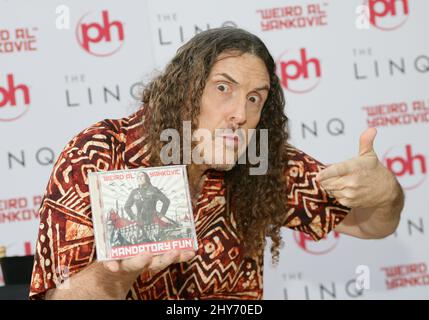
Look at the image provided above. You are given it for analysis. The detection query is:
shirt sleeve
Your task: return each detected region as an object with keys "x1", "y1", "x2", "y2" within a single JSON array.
[
  {"x1": 282, "y1": 145, "x2": 351, "y2": 240},
  {"x1": 29, "y1": 121, "x2": 118, "y2": 300}
]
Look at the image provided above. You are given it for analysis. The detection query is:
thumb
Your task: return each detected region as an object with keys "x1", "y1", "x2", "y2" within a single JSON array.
[{"x1": 359, "y1": 128, "x2": 377, "y2": 156}]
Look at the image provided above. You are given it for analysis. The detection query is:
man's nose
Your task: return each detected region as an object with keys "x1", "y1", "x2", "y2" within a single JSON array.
[{"x1": 228, "y1": 96, "x2": 247, "y2": 127}]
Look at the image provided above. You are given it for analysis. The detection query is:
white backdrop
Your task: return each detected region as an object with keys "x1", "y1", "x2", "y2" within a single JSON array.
[{"x1": 0, "y1": 0, "x2": 428, "y2": 299}]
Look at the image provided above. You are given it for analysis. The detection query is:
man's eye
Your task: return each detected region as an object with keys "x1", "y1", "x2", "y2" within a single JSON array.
[
  {"x1": 248, "y1": 95, "x2": 260, "y2": 104},
  {"x1": 216, "y1": 83, "x2": 229, "y2": 92}
]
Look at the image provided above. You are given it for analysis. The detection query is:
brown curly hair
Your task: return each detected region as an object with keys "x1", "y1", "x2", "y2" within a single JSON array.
[{"x1": 141, "y1": 27, "x2": 289, "y2": 264}]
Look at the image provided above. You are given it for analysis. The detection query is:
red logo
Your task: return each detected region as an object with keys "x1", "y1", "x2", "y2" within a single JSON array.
[
  {"x1": 382, "y1": 144, "x2": 427, "y2": 190},
  {"x1": 76, "y1": 10, "x2": 125, "y2": 57},
  {"x1": 0, "y1": 196, "x2": 41, "y2": 224},
  {"x1": 277, "y1": 48, "x2": 321, "y2": 93},
  {"x1": 293, "y1": 231, "x2": 340, "y2": 255},
  {"x1": 381, "y1": 262, "x2": 429, "y2": 290},
  {"x1": 0, "y1": 27, "x2": 38, "y2": 54},
  {"x1": 0, "y1": 74, "x2": 30, "y2": 122},
  {"x1": 367, "y1": 0, "x2": 409, "y2": 30}
]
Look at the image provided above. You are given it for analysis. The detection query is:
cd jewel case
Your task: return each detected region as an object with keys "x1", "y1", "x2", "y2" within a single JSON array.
[{"x1": 88, "y1": 165, "x2": 198, "y2": 261}]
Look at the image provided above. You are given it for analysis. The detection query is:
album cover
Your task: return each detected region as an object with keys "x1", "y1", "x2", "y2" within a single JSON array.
[{"x1": 88, "y1": 165, "x2": 197, "y2": 261}]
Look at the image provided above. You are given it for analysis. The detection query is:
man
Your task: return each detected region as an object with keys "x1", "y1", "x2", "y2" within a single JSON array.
[
  {"x1": 124, "y1": 172, "x2": 170, "y2": 225},
  {"x1": 30, "y1": 27, "x2": 404, "y2": 300},
  {"x1": 110, "y1": 172, "x2": 172, "y2": 245}
]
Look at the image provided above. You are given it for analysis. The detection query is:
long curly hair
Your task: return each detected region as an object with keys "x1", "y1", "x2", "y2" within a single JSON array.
[{"x1": 141, "y1": 27, "x2": 289, "y2": 264}]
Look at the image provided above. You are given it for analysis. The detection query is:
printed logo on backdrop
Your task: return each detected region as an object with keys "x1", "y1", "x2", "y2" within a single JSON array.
[
  {"x1": 381, "y1": 144, "x2": 427, "y2": 190},
  {"x1": 0, "y1": 196, "x2": 42, "y2": 224},
  {"x1": 280, "y1": 272, "x2": 365, "y2": 299},
  {"x1": 352, "y1": 48, "x2": 429, "y2": 80},
  {"x1": 296, "y1": 118, "x2": 346, "y2": 140},
  {"x1": 363, "y1": 99, "x2": 429, "y2": 128},
  {"x1": 293, "y1": 230, "x2": 340, "y2": 255},
  {"x1": 63, "y1": 74, "x2": 143, "y2": 108},
  {"x1": 76, "y1": 10, "x2": 125, "y2": 57},
  {"x1": 277, "y1": 48, "x2": 322, "y2": 94},
  {"x1": 0, "y1": 74, "x2": 31, "y2": 122},
  {"x1": 381, "y1": 262, "x2": 429, "y2": 290},
  {"x1": 256, "y1": 2, "x2": 329, "y2": 32},
  {"x1": 0, "y1": 27, "x2": 38, "y2": 54},
  {"x1": 365, "y1": 0, "x2": 409, "y2": 31},
  {"x1": 393, "y1": 216, "x2": 425, "y2": 239},
  {"x1": 5, "y1": 147, "x2": 55, "y2": 170},
  {"x1": 155, "y1": 12, "x2": 237, "y2": 47}
]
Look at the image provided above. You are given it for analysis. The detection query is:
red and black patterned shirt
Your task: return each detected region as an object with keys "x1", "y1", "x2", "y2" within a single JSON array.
[{"x1": 29, "y1": 107, "x2": 350, "y2": 300}]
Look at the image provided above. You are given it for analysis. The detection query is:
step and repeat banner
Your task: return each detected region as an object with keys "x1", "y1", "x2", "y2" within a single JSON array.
[{"x1": 0, "y1": 0, "x2": 428, "y2": 299}]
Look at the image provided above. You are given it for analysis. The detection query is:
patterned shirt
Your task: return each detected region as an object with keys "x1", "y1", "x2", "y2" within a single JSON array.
[{"x1": 29, "y1": 107, "x2": 350, "y2": 300}]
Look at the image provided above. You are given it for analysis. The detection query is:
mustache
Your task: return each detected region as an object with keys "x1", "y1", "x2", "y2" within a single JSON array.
[{"x1": 214, "y1": 128, "x2": 246, "y2": 140}]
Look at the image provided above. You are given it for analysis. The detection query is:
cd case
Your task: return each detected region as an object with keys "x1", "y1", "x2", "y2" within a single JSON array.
[{"x1": 88, "y1": 165, "x2": 198, "y2": 261}]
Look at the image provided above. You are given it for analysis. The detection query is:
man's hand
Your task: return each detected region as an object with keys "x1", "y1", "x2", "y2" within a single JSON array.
[
  {"x1": 315, "y1": 128, "x2": 404, "y2": 239},
  {"x1": 103, "y1": 249, "x2": 195, "y2": 275},
  {"x1": 46, "y1": 249, "x2": 195, "y2": 300},
  {"x1": 316, "y1": 128, "x2": 398, "y2": 209}
]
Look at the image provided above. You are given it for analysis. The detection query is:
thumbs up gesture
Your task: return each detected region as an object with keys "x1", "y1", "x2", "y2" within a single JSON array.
[{"x1": 316, "y1": 128, "x2": 398, "y2": 209}]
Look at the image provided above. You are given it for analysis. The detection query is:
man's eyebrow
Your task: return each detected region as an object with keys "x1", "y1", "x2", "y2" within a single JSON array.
[
  {"x1": 215, "y1": 73, "x2": 239, "y2": 84},
  {"x1": 214, "y1": 73, "x2": 270, "y2": 92},
  {"x1": 255, "y1": 85, "x2": 270, "y2": 92}
]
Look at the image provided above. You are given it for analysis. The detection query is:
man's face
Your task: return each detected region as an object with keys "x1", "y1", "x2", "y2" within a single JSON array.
[
  {"x1": 196, "y1": 52, "x2": 270, "y2": 171},
  {"x1": 137, "y1": 174, "x2": 147, "y2": 187}
]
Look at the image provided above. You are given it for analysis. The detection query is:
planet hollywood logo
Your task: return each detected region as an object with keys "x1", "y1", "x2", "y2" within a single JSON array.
[
  {"x1": 0, "y1": 74, "x2": 31, "y2": 122},
  {"x1": 277, "y1": 48, "x2": 322, "y2": 94},
  {"x1": 293, "y1": 230, "x2": 340, "y2": 255},
  {"x1": 382, "y1": 144, "x2": 427, "y2": 190},
  {"x1": 366, "y1": 0, "x2": 409, "y2": 31},
  {"x1": 76, "y1": 10, "x2": 125, "y2": 57}
]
